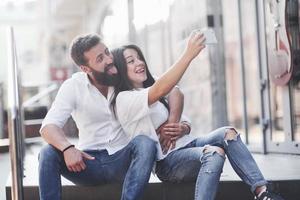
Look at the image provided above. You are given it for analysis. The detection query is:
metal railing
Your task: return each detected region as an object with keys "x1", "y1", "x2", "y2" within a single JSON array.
[
  {"x1": 0, "y1": 83, "x2": 4, "y2": 138},
  {"x1": 7, "y1": 26, "x2": 25, "y2": 200},
  {"x1": 22, "y1": 83, "x2": 58, "y2": 108}
]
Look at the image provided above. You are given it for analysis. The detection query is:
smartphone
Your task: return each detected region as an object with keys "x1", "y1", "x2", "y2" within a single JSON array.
[{"x1": 202, "y1": 29, "x2": 218, "y2": 44}]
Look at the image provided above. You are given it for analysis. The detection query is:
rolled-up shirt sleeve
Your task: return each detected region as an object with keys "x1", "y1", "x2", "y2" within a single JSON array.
[
  {"x1": 181, "y1": 114, "x2": 191, "y2": 126},
  {"x1": 40, "y1": 79, "x2": 76, "y2": 133}
]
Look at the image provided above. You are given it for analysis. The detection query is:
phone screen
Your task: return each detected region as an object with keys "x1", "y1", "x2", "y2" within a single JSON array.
[{"x1": 202, "y1": 29, "x2": 218, "y2": 44}]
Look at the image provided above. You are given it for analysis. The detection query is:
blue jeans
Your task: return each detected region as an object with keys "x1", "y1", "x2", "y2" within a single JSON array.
[
  {"x1": 39, "y1": 135, "x2": 157, "y2": 200},
  {"x1": 155, "y1": 126, "x2": 268, "y2": 200}
]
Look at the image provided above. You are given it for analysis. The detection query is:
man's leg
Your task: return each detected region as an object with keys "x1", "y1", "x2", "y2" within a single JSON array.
[
  {"x1": 119, "y1": 135, "x2": 157, "y2": 200},
  {"x1": 39, "y1": 135, "x2": 156, "y2": 200},
  {"x1": 194, "y1": 127, "x2": 268, "y2": 193},
  {"x1": 38, "y1": 144, "x2": 108, "y2": 200},
  {"x1": 39, "y1": 144, "x2": 64, "y2": 200},
  {"x1": 156, "y1": 145, "x2": 225, "y2": 200},
  {"x1": 65, "y1": 135, "x2": 157, "y2": 200}
]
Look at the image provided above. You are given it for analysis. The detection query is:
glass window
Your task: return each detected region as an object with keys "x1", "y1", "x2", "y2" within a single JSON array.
[
  {"x1": 292, "y1": 79, "x2": 300, "y2": 142},
  {"x1": 288, "y1": 0, "x2": 300, "y2": 142},
  {"x1": 224, "y1": 0, "x2": 263, "y2": 147},
  {"x1": 223, "y1": 0, "x2": 246, "y2": 136},
  {"x1": 241, "y1": 0, "x2": 263, "y2": 145},
  {"x1": 269, "y1": 83, "x2": 285, "y2": 142}
]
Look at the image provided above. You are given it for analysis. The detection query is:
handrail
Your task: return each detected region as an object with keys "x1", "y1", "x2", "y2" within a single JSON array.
[
  {"x1": 0, "y1": 83, "x2": 4, "y2": 138},
  {"x1": 22, "y1": 83, "x2": 58, "y2": 107},
  {"x1": 7, "y1": 26, "x2": 25, "y2": 200}
]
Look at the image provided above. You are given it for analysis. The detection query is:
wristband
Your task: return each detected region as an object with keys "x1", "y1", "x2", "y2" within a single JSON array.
[
  {"x1": 182, "y1": 122, "x2": 191, "y2": 135},
  {"x1": 62, "y1": 144, "x2": 75, "y2": 153}
]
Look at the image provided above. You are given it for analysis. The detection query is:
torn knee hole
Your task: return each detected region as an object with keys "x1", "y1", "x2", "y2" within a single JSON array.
[
  {"x1": 203, "y1": 145, "x2": 225, "y2": 156},
  {"x1": 225, "y1": 128, "x2": 238, "y2": 140}
]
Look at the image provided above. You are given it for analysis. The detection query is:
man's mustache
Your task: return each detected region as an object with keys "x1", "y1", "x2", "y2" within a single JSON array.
[{"x1": 104, "y1": 63, "x2": 115, "y2": 72}]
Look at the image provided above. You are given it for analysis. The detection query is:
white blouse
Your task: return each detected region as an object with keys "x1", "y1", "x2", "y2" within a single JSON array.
[{"x1": 116, "y1": 88, "x2": 195, "y2": 160}]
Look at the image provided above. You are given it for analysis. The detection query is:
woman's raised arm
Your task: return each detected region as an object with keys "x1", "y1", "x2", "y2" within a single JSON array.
[{"x1": 148, "y1": 31, "x2": 205, "y2": 105}]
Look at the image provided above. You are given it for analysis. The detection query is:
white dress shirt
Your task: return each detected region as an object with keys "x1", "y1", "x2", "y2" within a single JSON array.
[
  {"x1": 116, "y1": 88, "x2": 195, "y2": 160},
  {"x1": 40, "y1": 72, "x2": 130, "y2": 154}
]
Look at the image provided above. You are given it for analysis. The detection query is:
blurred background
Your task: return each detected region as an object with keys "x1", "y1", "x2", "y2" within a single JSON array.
[{"x1": 0, "y1": 0, "x2": 299, "y2": 199}]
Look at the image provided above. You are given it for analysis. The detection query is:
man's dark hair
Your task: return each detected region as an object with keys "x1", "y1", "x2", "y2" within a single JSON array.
[{"x1": 70, "y1": 33, "x2": 101, "y2": 66}]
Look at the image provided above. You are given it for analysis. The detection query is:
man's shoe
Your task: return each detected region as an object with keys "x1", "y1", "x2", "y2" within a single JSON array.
[{"x1": 255, "y1": 191, "x2": 285, "y2": 200}]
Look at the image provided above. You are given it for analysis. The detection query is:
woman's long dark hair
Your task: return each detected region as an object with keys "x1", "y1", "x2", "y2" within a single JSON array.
[{"x1": 110, "y1": 44, "x2": 169, "y2": 117}]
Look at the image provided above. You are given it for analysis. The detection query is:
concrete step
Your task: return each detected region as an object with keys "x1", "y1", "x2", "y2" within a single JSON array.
[
  {"x1": 6, "y1": 177, "x2": 299, "y2": 200},
  {"x1": 0, "y1": 138, "x2": 9, "y2": 153},
  {"x1": 5, "y1": 143, "x2": 300, "y2": 200}
]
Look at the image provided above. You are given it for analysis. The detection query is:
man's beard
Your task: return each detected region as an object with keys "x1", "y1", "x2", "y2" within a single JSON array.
[{"x1": 90, "y1": 65, "x2": 119, "y2": 86}]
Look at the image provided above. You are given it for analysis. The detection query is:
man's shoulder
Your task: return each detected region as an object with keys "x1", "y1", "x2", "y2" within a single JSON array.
[
  {"x1": 70, "y1": 72, "x2": 87, "y2": 82},
  {"x1": 62, "y1": 72, "x2": 87, "y2": 85},
  {"x1": 58, "y1": 72, "x2": 87, "y2": 91}
]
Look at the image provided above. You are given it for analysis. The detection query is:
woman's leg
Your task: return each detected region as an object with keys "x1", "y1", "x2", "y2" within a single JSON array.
[
  {"x1": 194, "y1": 126, "x2": 268, "y2": 193},
  {"x1": 156, "y1": 145, "x2": 225, "y2": 200}
]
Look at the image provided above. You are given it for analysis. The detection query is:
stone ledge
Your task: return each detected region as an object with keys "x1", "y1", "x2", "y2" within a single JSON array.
[{"x1": 7, "y1": 179, "x2": 299, "y2": 200}]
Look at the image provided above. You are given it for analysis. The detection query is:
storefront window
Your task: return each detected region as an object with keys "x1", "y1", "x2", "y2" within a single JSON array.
[{"x1": 224, "y1": 0, "x2": 262, "y2": 146}]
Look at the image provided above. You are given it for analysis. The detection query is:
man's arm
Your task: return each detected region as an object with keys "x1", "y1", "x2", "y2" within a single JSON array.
[
  {"x1": 40, "y1": 80, "x2": 94, "y2": 172},
  {"x1": 167, "y1": 86, "x2": 184, "y2": 123},
  {"x1": 40, "y1": 80, "x2": 75, "y2": 151},
  {"x1": 41, "y1": 124, "x2": 94, "y2": 172},
  {"x1": 158, "y1": 86, "x2": 184, "y2": 153},
  {"x1": 40, "y1": 124, "x2": 72, "y2": 151}
]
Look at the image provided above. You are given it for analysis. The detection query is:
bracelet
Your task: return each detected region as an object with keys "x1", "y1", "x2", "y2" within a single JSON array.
[
  {"x1": 62, "y1": 144, "x2": 75, "y2": 153},
  {"x1": 182, "y1": 122, "x2": 191, "y2": 135}
]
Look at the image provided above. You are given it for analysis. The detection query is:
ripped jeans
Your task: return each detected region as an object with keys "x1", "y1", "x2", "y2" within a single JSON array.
[{"x1": 155, "y1": 126, "x2": 267, "y2": 200}]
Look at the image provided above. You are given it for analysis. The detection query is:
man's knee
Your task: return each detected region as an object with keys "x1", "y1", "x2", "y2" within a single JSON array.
[
  {"x1": 39, "y1": 144, "x2": 61, "y2": 163},
  {"x1": 131, "y1": 135, "x2": 157, "y2": 154}
]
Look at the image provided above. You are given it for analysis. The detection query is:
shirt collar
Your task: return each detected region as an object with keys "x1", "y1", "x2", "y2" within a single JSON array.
[
  {"x1": 82, "y1": 73, "x2": 93, "y2": 86},
  {"x1": 82, "y1": 72, "x2": 115, "y2": 99}
]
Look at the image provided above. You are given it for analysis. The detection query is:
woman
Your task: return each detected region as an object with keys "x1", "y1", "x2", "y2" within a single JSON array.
[
  {"x1": 111, "y1": 32, "x2": 284, "y2": 200},
  {"x1": 111, "y1": 31, "x2": 208, "y2": 160}
]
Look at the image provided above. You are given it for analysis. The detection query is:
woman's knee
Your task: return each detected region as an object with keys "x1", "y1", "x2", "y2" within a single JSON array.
[
  {"x1": 215, "y1": 126, "x2": 239, "y2": 141},
  {"x1": 201, "y1": 145, "x2": 225, "y2": 171},
  {"x1": 203, "y1": 145, "x2": 225, "y2": 157},
  {"x1": 224, "y1": 127, "x2": 239, "y2": 141}
]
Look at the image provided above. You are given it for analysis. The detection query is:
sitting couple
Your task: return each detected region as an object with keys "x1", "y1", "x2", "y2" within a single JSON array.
[{"x1": 39, "y1": 32, "x2": 284, "y2": 200}]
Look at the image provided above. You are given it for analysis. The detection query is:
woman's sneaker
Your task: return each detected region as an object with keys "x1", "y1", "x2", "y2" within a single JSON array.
[{"x1": 255, "y1": 191, "x2": 285, "y2": 200}]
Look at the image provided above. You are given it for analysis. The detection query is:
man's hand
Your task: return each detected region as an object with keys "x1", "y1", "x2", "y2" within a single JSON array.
[
  {"x1": 156, "y1": 122, "x2": 174, "y2": 154},
  {"x1": 63, "y1": 147, "x2": 95, "y2": 172},
  {"x1": 162, "y1": 122, "x2": 189, "y2": 141},
  {"x1": 158, "y1": 122, "x2": 190, "y2": 153}
]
